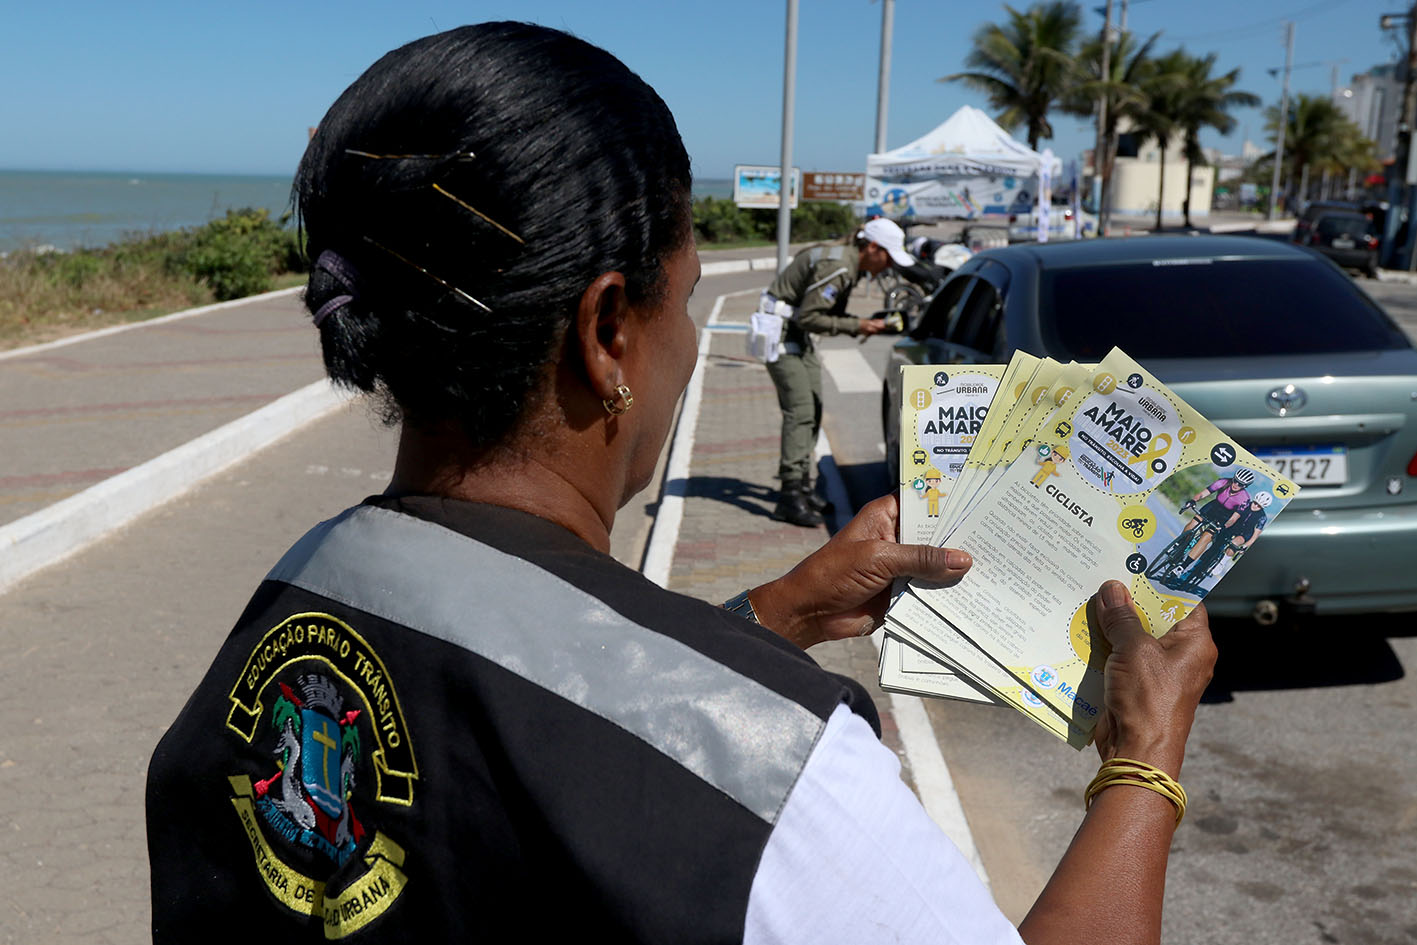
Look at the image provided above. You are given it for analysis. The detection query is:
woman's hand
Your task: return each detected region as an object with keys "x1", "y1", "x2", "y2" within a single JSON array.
[
  {"x1": 1021, "y1": 585, "x2": 1215, "y2": 945},
  {"x1": 747, "y1": 494, "x2": 972, "y2": 649},
  {"x1": 1088, "y1": 581, "x2": 1217, "y2": 776}
]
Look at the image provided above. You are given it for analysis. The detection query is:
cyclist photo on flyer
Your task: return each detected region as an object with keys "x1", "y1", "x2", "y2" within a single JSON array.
[{"x1": 1142, "y1": 465, "x2": 1278, "y2": 598}]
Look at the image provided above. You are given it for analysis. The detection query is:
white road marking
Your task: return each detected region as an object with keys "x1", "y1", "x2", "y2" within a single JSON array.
[{"x1": 820, "y1": 346, "x2": 883, "y2": 393}]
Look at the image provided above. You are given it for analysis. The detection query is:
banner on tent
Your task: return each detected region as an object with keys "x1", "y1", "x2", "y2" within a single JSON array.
[{"x1": 863, "y1": 174, "x2": 1035, "y2": 220}]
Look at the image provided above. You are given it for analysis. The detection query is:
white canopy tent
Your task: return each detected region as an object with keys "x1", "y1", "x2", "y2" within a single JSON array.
[{"x1": 864, "y1": 105, "x2": 1062, "y2": 220}]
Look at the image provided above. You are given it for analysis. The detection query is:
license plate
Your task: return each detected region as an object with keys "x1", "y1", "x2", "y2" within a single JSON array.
[
  {"x1": 1253, "y1": 445, "x2": 1347, "y2": 486},
  {"x1": 1331, "y1": 238, "x2": 1355, "y2": 249}
]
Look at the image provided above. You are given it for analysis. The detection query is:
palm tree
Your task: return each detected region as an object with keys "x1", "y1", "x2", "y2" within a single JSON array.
[
  {"x1": 942, "y1": 1, "x2": 1083, "y2": 150},
  {"x1": 1129, "y1": 49, "x2": 1193, "y2": 230},
  {"x1": 1264, "y1": 94, "x2": 1351, "y2": 210},
  {"x1": 1176, "y1": 54, "x2": 1260, "y2": 227},
  {"x1": 1319, "y1": 130, "x2": 1380, "y2": 200},
  {"x1": 1063, "y1": 30, "x2": 1162, "y2": 232}
]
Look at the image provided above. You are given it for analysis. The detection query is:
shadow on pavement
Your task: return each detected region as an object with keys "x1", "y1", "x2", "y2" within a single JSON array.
[
  {"x1": 683, "y1": 475, "x2": 779, "y2": 518},
  {"x1": 1201, "y1": 614, "x2": 1406, "y2": 703},
  {"x1": 834, "y1": 459, "x2": 894, "y2": 513}
]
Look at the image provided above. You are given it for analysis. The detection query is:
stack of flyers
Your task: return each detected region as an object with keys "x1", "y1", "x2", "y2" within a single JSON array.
[{"x1": 881, "y1": 348, "x2": 1301, "y2": 748}]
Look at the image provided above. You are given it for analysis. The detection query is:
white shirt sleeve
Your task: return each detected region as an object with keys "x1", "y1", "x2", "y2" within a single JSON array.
[{"x1": 744, "y1": 703, "x2": 1026, "y2": 945}]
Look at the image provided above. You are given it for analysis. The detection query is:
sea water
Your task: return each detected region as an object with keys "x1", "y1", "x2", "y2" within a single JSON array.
[
  {"x1": 0, "y1": 170, "x2": 736, "y2": 254},
  {"x1": 0, "y1": 170, "x2": 296, "y2": 253}
]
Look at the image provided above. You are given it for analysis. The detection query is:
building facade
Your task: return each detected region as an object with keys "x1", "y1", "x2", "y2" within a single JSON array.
[{"x1": 1336, "y1": 63, "x2": 1400, "y2": 161}]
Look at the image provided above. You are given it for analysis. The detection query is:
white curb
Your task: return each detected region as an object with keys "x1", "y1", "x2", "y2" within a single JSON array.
[
  {"x1": 0, "y1": 378, "x2": 347, "y2": 595},
  {"x1": 699, "y1": 255, "x2": 777, "y2": 277}
]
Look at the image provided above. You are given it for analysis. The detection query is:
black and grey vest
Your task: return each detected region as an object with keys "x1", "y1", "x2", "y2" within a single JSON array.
[{"x1": 148, "y1": 497, "x2": 878, "y2": 942}]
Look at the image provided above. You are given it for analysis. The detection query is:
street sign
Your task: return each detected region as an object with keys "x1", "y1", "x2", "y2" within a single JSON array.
[
  {"x1": 802, "y1": 172, "x2": 865, "y2": 202},
  {"x1": 733, "y1": 165, "x2": 800, "y2": 209}
]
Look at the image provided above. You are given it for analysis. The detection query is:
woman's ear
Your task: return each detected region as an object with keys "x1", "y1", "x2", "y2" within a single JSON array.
[{"x1": 573, "y1": 271, "x2": 631, "y2": 400}]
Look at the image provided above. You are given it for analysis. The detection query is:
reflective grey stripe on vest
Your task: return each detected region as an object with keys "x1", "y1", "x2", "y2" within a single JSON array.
[{"x1": 265, "y1": 505, "x2": 825, "y2": 823}]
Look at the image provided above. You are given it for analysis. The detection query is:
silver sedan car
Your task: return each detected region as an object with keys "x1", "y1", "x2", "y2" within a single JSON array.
[{"x1": 882, "y1": 235, "x2": 1417, "y2": 622}]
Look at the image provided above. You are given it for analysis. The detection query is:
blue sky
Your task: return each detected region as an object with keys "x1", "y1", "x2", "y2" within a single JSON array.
[{"x1": 0, "y1": 0, "x2": 1399, "y2": 178}]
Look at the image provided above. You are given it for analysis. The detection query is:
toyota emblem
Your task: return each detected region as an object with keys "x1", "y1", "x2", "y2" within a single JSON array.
[{"x1": 1265, "y1": 384, "x2": 1308, "y2": 416}]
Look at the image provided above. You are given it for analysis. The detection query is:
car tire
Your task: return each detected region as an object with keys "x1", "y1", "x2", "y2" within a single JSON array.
[{"x1": 1365, "y1": 255, "x2": 1380, "y2": 279}]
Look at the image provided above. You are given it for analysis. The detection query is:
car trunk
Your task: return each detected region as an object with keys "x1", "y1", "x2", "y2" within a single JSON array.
[{"x1": 1144, "y1": 351, "x2": 1417, "y2": 511}]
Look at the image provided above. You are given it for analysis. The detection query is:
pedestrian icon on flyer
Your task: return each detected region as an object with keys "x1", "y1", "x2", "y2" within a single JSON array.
[
  {"x1": 1031, "y1": 445, "x2": 1068, "y2": 486},
  {"x1": 924, "y1": 467, "x2": 944, "y2": 516}
]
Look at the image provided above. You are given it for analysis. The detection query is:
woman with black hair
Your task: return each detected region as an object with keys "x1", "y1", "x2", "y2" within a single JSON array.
[{"x1": 146, "y1": 22, "x2": 1216, "y2": 944}]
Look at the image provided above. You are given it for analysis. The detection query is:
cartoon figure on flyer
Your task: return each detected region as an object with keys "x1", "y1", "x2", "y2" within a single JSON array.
[
  {"x1": 1168, "y1": 490, "x2": 1272, "y2": 591},
  {"x1": 1144, "y1": 466, "x2": 1266, "y2": 592},
  {"x1": 924, "y1": 467, "x2": 944, "y2": 516},
  {"x1": 1031, "y1": 444, "x2": 1069, "y2": 487}
]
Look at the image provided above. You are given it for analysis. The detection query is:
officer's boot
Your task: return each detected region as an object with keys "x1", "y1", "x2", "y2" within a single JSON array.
[
  {"x1": 772, "y1": 479, "x2": 825, "y2": 527},
  {"x1": 800, "y1": 476, "x2": 833, "y2": 513}
]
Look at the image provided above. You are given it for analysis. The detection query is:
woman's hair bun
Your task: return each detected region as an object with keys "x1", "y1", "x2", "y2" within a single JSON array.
[{"x1": 294, "y1": 22, "x2": 692, "y2": 451}]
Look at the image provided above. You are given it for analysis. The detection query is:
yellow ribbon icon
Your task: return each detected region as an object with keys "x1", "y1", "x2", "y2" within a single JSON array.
[{"x1": 1127, "y1": 433, "x2": 1172, "y2": 471}]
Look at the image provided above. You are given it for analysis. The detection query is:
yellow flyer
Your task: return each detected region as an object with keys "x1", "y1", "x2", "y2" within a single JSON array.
[
  {"x1": 884, "y1": 594, "x2": 1090, "y2": 747},
  {"x1": 897, "y1": 363, "x2": 1007, "y2": 545},
  {"x1": 931, "y1": 353, "x2": 1045, "y2": 535},
  {"x1": 935, "y1": 361, "x2": 1091, "y2": 547},
  {"x1": 909, "y1": 347, "x2": 1299, "y2": 739},
  {"x1": 877, "y1": 632, "x2": 997, "y2": 704}
]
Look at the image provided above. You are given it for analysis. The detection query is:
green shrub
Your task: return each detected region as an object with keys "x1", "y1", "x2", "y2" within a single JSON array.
[
  {"x1": 180, "y1": 208, "x2": 302, "y2": 301},
  {"x1": 41, "y1": 250, "x2": 104, "y2": 289},
  {"x1": 789, "y1": 201, "x2": 857, "y2": 242},
  {"x1": 693, "y1": 197, "x2": 764, "y2": 243},
  {"x1": 692, "y1": 196, "x2": 860, "y2": 245}
]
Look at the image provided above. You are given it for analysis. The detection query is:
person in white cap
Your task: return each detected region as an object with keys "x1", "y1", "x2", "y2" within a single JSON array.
[{"x1": 759, "y1": 218, "x2": 913, "y2": 526}]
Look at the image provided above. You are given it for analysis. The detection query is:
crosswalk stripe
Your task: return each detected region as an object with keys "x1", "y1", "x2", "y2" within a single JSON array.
[{"x1": 820, "y1": 346, "x2": 883, "y2": 393}]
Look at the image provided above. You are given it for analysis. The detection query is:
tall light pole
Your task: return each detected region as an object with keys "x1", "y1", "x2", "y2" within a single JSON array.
[
  {"x1": 777, "y1": 0, "x2": 799, "y2": 272},
  {"x1": 874, "y1": 0, "x2": 895, "y2": 154},
  {"x1": 1093, "y1": 0, "x2": 1113, "y2": 234},
  {"x1": 1393, "y1": 4, "x2": 1417, "y2": 269},
  {"x1": 1268, "y1": 22, "x2": 1294, "y2": 221}
]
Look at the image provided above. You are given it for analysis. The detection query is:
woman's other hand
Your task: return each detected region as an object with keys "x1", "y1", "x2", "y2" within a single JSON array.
[
  {"x1": 747, "y1": 494, "x2": 971, "y2": 649},
  {"x1": 1089, "y1": 581, "x2": 1217, "y2": 776}
]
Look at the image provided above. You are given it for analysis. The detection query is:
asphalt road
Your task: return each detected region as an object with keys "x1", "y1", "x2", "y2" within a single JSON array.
[{"x1": 822, "y1": 272, "x2": 1417, "y2": 942}]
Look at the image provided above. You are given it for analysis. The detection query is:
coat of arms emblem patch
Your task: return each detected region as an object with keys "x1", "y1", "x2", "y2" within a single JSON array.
[{"x1": 224, "y1": 612, "x2": 418, "y2": 937}]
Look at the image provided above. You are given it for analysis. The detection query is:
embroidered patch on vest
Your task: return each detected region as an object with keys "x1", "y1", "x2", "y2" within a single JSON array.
[{"x1": 224, "y1": 612, "x2": 418, "y2": 937}]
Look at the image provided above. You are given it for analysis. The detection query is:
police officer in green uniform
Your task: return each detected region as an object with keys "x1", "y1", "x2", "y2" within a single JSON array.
[{"x1": 763, "y1": 218, "x2": 916, "y2": 526}]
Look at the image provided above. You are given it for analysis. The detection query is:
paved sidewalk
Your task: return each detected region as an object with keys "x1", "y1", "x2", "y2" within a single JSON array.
[{"x1": 0, "y1": 290, "x2": 319, "y2": 527}]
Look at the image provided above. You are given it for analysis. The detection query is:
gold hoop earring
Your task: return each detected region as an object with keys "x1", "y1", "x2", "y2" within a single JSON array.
[{"x1": 602, "y1": 384, "x2": 634, "y2": 416}]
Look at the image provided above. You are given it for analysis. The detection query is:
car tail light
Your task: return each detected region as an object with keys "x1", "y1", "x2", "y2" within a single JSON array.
[
  {"x1": 1365, "y1": 234, "x2": 1379, "y2": 248},
  {"x1": 1408, "y1": 449, "x2": 1417, "y2": 477},
  {"x1": 1008, "y1": 214, "x2": 1017, "y2": 223}
]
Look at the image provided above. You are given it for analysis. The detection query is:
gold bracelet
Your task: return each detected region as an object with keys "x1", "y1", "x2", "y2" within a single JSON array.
[{"x1": 1084, "y1": 757, "x2": 1188, "y2": 826}]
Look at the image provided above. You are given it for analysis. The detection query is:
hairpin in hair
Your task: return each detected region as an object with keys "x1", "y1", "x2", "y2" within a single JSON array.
[
  {"x1": 431, "y1": 184, "x2": 525, "y2": 245},
  {"x1": 311, "y1": 249, "x2": 360, "y2": 327},
  {"x1": 361, "y1": 236, "x2": 491, "y2": 313},
  {"x1": 344, "y1": 149, "x2": 477, "y2": 161}
]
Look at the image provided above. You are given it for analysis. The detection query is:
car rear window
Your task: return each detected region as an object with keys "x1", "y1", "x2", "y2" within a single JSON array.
[
  {"x1": 1314, "y1": 214, "x2": 1374, "y2": 237},
  {"x1": 1041, "y1": 257, "x2": 1408, "y2": 360}
]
